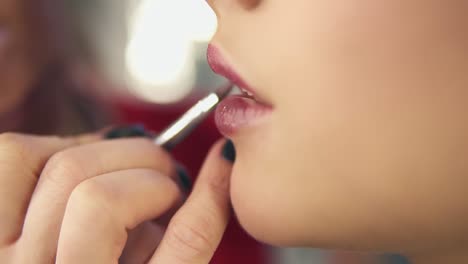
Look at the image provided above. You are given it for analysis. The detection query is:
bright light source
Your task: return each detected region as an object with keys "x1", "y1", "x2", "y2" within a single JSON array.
[
  {"x1": 182, "y1": 1, "x2": 218, "y2": 42},
  {"x1": 125, "y1": 0, "x2": 217, "y2": 103},
  {"x1": 126, "y1": 27, "x2": 193, "y2": 87}
]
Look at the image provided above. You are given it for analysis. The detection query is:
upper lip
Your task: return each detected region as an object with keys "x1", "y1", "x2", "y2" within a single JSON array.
[{"x1": 207, "y1": 44, "x2": 264, "y2": 101}]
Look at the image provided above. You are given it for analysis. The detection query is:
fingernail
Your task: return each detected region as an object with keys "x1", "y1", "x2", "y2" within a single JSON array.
[
  {"x1": 222, "y1": 140, "x2": 236, "y2": 163},
  {"x1": 104, "y1": 124, "x2": 153, "y2": 139},
  {"x1": 176, "y1": 164, "x2": 192, "y2": 193}
]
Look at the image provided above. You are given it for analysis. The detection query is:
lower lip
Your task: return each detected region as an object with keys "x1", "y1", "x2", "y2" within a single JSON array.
[{"x1": 215, "y1": 95, "x2": 272, "y2": 137}]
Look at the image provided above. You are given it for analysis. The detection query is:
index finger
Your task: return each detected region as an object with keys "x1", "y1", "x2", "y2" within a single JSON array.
[
  {"x1": 0, "y1": 132, "x2": 100, "y2": 246},
  {"x1": 149, "y1": 140, "x2": 234, "y2": 264}
]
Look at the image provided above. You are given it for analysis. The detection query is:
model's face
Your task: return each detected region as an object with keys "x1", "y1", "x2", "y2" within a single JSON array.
[
  {"x1": 0, "y1": 0, "x2": 47, "y2": 114},
  {"x1": 208, "y1": 0, "x2": 468, "y2": 254}
]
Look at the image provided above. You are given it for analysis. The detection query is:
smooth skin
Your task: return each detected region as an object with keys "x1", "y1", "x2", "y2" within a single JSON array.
[
  {"x1": 207, "y1": 0, "x2": 468, "y2": 263},
  {"x1": 0, "y1": 134, "x2": 232, "y2": 263}
]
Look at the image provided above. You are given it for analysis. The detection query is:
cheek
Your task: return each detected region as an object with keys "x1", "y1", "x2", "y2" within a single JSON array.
[
  {"x1": 230, "y1": 156, "x2": 307, "y2": 246},
  {"x1": 228, "y1": 118, "x2": 310, "y2": 246},
  {"x1": 232, "y1": 99, "x2": 468, "y2": 251},
  {"x1": 229, "y1": 0, "x2": 468, "y2": 251}
]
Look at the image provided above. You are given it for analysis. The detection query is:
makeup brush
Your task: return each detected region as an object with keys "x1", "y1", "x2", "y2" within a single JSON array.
[{"x1": 154, "y1": 83, "x2": 233, "y2": 150}]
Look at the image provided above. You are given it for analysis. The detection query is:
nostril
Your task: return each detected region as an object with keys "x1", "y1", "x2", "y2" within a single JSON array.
[
  {"x1": 239, "y1": 0, "x2": 260, "y2": 9},
  {"x1": 206, "y1": 0, "x2": 260, "y2": 18}
]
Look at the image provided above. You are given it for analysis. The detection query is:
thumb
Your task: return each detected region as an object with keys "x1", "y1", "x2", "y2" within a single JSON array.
[{"x1": 149, "y1": 139, "x2": 235, "y2": 264}]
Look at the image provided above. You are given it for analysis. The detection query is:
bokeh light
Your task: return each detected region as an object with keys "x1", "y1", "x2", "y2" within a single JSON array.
[{"x1": 125, "y1": 0, "x2": 217, "y2": 103}]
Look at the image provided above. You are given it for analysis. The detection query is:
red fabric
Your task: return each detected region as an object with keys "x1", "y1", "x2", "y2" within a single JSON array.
[{"x1": 113, "y1": 96, "x2": 267, "y2": 264}]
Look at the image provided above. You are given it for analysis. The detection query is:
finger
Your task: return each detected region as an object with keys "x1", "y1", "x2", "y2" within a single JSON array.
[
  {"x1": 20, "y1": 138, "x2": 176, "y2": 262},
  {"x1": 120, "y1": 222, "x2": 165, "y2": 264},
  {"x1": 0, "y1": 133, "x2": 99, "y2": 246},
  {"x1": 120, "y1": 165, "x2": 193, "y2": 263},
  {"x1": 56, "y1": 168, "x2": 181, "y2": 264},
  {"x1": 149, "y1": 140, "x2": 233, "y2": 264}
]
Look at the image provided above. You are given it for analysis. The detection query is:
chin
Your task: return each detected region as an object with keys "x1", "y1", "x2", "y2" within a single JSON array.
[
  {"x1": 229, "y1": 163, "x2": 312, "y2": 247},
  {"x1": 229, "y1": 159, "x2": 395, "y2": 251},
  {"x1": 231, "y1": 196, "x2": 296, "y2": 247}
]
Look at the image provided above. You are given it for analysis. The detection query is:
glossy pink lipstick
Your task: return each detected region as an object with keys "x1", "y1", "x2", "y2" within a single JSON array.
[{"x1": 207, "y1": 44, "x2": 272, "y2": 137}]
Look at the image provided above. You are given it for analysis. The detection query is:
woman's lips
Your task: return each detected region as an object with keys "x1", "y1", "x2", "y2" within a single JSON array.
[
  {"x1": 207, "y1": 45, "x2": 250, "y2": 92},
  {"x1": 207, "y1": 44, "x2": 267, "y2": 103},
  {"x1": 215, "y1": 95, "x2": 272, "y2": 137},
  {"x1": 207, "y1": 44, "x2": 273, "y2": 136}
]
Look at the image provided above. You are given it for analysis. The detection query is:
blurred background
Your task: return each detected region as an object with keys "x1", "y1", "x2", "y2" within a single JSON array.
[
  {"x1": 0, "y1": 0, "x2": 409, "y2": 263},
  {"x1": 68, "y1": 0, "x2": 224, "y2": 103}
]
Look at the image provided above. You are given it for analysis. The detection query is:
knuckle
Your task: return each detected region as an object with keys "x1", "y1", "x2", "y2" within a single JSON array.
[
  {"x1": 68, "y1": 179, "x2": 117, "y2": 219},
  {"x1": 63, "y1": 180, "x2": 126, "y2": 247},
  {"x1": 165, "y1": 216, "x2": 214, "y2": 260},
  {"x1": 42, "y1": 151, "x2": 85, "y2": 187}
]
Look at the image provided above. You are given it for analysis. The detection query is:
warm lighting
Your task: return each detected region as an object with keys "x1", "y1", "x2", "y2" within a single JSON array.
[{"x1": 125, "y1": 0, "x2": 217, "y2": 103}]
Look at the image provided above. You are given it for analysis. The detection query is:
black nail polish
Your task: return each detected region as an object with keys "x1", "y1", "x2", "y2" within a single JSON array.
[
  {"x1": 222, "y1": 140, "x2": 236, "y2": 163},
  {"x1": 176, "y1": 165, "x2": 192, "y2": 193},
  {"x1": 105, "y1": 124, "x2": 153, "y2": 139}
]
